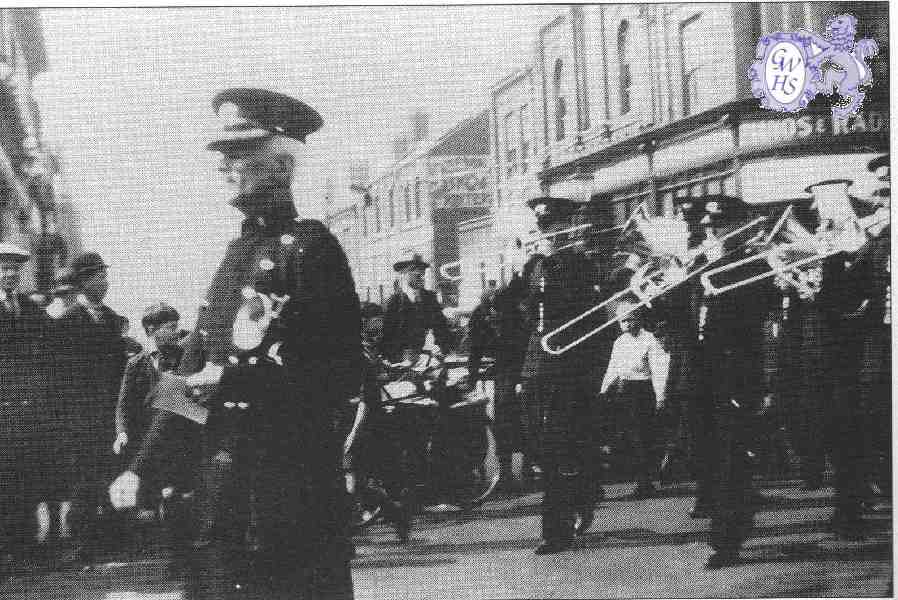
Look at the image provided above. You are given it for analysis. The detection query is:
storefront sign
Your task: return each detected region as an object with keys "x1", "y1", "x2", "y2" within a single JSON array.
[
  {"x1": 427, "y1": 155, "x2": 491, "y2": 209},
  {"x1": 739, "y1": 109, "x2": 888, "y2": 153}
]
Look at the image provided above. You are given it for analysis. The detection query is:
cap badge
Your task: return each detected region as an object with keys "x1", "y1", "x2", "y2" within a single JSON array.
[
  {"x1": 259, "y1": 258, "x2": 275, "y2": 271},
  {"x1": 280, "y1": 234, "x2": 295, "y2": 246}
]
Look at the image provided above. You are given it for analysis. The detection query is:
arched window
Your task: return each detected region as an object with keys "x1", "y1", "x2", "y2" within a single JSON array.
[
  {"x1": 404, "y1": 184, "x2": 411, "y2": 222},
  {"x1": 553, "y1": 59, "x2": 566, "y2": 141},
  {"x1": 618, "y1": 21, "x2": 632, "y2": 116}
]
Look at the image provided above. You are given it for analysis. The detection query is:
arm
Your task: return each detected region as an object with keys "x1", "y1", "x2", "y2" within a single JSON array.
[
  {"x1": 114, "y1": 358, "x2": 139, "y2": 445},
  {"x1": 466, "y1": 307, "x2": 486, "y2": 385},
  {"x1": 647, "y1": 334, "x2": 671, "y2": 409},
  {"x1": 599, "y1": 337, "x2": 622, "y2": 395}
]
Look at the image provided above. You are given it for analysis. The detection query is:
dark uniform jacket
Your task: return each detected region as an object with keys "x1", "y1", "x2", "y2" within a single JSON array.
[
  {"x1": 185, "y1": 189, "x2": 362, "y2": 570},
  {"x1": 520, "y1": 249, "x2": 603, "y2": 381},
  {"x1": 381, "y1": 288, "x2": 451, "y2": 363}
]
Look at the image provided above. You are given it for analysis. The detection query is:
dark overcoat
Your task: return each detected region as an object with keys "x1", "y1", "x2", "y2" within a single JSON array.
[
  {"x1": 185, "y1": 191, "x2": 362, "y2": 592},
  {"x1": 54, "y1": 301, "x2": 127, "y2": 491}
]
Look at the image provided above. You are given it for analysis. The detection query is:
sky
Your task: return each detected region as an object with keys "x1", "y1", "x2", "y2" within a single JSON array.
[{"x1": 31, "y1": 6, "x2": 563, "y2": 336}]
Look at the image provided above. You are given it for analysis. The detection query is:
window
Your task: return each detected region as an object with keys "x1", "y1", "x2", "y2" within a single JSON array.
[
  {"x1": 362, "y1": 203, "x2": 368, "y2": 237},
  {"x1": 680, "y1": 14, "x2": 702, "y2": 116},
  {"x1": 414, "y1": 177, "x2": 422, "y2": 218},
  {"x1": 553, "y1": 59, "x2": 566, "y2": 141},
  {"x1": 404, "y1": 185, "x2": 411, "y2": 222},
  {"x1": 504, "y1": 111, "x2": 517, "y2": 177},
  {"x1": 388, "y1": 188, "x2": 395, "y2": 228},
  {"x1": 618, "y1": 21, "x2": 632, "y2": 116}
]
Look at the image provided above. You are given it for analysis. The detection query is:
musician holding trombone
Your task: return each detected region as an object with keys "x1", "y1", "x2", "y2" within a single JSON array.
[{"x1": 519, "y1": 195, "x2": 603, "y2": 555}]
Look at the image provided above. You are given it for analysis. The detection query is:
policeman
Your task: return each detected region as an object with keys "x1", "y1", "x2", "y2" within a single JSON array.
[
  {"x1": 140, "y1": 89, "x2": 361, "y2": 599},
  {"x1": 519, "y1": 196, "x2": 600, "y2": 554},
  {"x1": 381, "y1": 252, "x2": 452, "y2": 363}
]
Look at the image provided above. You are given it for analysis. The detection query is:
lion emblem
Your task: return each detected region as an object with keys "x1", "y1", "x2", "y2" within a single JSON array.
[{"x1": 804, "y1": 14, "x2": 879, "y2": 119}]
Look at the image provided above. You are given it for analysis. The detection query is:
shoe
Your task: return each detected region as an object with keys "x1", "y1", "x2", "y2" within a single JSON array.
[
  {"x1": 534, "y1": 539, "x2": 572, "y2": 555},
  {"x1": 574, "y1": 510, "x2": 595, "y2": 536},
  {"x1": 705, "y1": 551, "x2": 739, "y2": 569}
]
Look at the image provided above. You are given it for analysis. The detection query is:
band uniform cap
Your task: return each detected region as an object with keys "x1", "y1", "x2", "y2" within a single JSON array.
[
  {"x1": 526, "y1": 195, "x2": 576, "y2": 219},
  {"x1": 698, "y1": 194, "x2": 746, "y2": 224},
  {"x1": 207, "y1": 88, "x2": 323, "y2": 152},
  {"x1": 71, "y1": 251, "x2": 109, "y2": 281},
  {"x1": 393, "y1": 252, "x2": 430, "y2": 272},
  {"x1": 0, "y1": 242, "x2": 30, "y2": 263}
]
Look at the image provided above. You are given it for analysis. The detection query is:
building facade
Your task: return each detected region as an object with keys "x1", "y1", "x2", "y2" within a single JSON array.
[
  {"x1": 531, "y1": 3, "x2": 888, "y2": 227},
  {"x1": 330, "y1": 111, "x2": 492, "y2": 307},
  {"x1": 0, "y1": 8, "x2": 79, "y2": 293}
]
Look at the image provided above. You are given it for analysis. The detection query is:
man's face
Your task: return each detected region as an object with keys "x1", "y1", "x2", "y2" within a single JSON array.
[
  {"x1": 403, "y1": 268, "x2": 426, "y2": 290},
  {"x1": 150, "y1": 320, "x2": 179, "y2": 347},
  {"x1": 219, "y1": 153, "x2": 275, "y2": 197},
  {"x1": 81, "y1": 268, "x2": 109, "y2": 302},
  {"x1": 0, "y1": 260, "x2": 22, "y2": 293},
  {"x1": 618, "y1": 313, "x2": 640, "y2": 335}
]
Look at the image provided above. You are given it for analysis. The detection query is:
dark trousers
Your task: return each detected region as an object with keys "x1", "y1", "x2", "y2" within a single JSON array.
[
  {"x1": 859, "y1": 325, "x2": 891, "y2": 494},
  {"x1": 612, "y1": 380, "x2": 657, "y2": 488},
  {"x1": 707, "y1": 400, "x2": 755, "y2": 556},
  {"x1": 527, "y1": 377, "x2": 594, "y2": 543},
  {"x1": 493, "y1": 368, "x2": 524, "y2": 460}
]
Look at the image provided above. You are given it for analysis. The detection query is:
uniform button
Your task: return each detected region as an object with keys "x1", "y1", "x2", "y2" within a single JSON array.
[
  {"x1": 259, "y1": 258, "x2": 275, "y2": 271},
  {"x1": 280, "y1": 234, "x2": 295, "y2": 245},
  {"x1": 237, "y1": 402, "x2": 249, "y2": 410},
  {"x1": 223, "y1": 401, "x2": 236, "y2": 410},
  {"x1": 200, "y1": 299, "x2": 210, "y2": 308},
  {"x1": 191, "y1": 388, "x2": 203, "y2": 397},
  {"x1": 228, "y1": 355, "x2": 239, "y2": 365},
  {"x1": 248, "y1": 356, "x2": 258, "y2": 365},
  {"x1": 241, "y1": 286, "x2": 257, "y2": 300},
  {"x1": 199, "y1": 329, "x2": 208, "y2": 337}
]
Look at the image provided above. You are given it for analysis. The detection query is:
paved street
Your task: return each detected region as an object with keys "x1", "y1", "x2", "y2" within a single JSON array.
[{"x1": 1, "y1": 480, "x2": 891, "y2": 599}]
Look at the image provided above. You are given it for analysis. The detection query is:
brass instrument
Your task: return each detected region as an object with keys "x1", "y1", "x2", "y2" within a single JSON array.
[
  {"x1": 438, "y1": 260, "x2": 463, "y2": 282},
  {"x1": 700, "y1": 197, "x2": 890, "y2": 298},
  {"x1": 540, "y1": 204, "x2": 769, "y2": 355},
  {"x1": 514, "y1": 223, "x2": 593, "y2": 252}
]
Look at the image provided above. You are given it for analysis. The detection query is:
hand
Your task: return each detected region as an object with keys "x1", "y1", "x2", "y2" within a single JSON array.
[
  {"x1": 655, "y1": 397, "x2": 666, "y2": 412},
  {"x1": 109, "y1": 470, "x2": 140, "y2": 511},
  {"x1": 186, "y1": 363, "x2": 224, "y2": 393},
  {"x1": 515, "y1": 383, "x2": 524, "y2": 396},
  {"x1": 431, "y1": 347, "x2": 445, "y2": 361},
  {"x1": 113, "y1": 432, "x2": 128, "y2": 455},
  {"x1": 762, "y1": 394, "x2": 774, "y2": 411}
]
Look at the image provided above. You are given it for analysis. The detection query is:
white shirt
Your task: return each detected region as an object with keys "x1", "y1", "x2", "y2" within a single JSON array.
[
  {"x1": 0, "y1": 289, "x2": 19, "y2": 315},
  {"x1": 600, "y1": 329, "x2": 670, "y2": 403}
]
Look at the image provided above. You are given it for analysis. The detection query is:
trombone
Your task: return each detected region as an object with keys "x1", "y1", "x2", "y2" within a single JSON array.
[
  {"x1": 700, "y1": 205, "x2": 890, "y2": 297},
  {"x1": 515, "y1": 223, "x2": 593, "y2": 251},
  {"x1": 540, "y1": 215, "x2": 769, "y2": 356}
]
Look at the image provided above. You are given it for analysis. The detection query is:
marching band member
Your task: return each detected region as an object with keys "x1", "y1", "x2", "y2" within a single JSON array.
[{"x1": 519, "y1": 195, "x2": 603, "y2": 554}]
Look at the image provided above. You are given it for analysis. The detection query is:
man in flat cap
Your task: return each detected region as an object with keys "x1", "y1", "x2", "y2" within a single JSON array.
[
  {"x1": 52, "y1": 251, "x2": 127, "y2": 563},
  {"x1": 161, "y1": 88, "x2": 361, "y2": 599},
  {"x1": 381, "y1": 252, "x2": 452, "y2": 364},
  {"x1": 0, "y1": 243, "x2": 56, "y2": 573},
  {"x1": 518, "y1": 196, "x2": 604, "y2": 553}
]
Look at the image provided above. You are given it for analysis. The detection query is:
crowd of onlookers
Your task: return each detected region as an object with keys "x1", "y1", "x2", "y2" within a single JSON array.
[{"x1": 0, "y1": 246, "x2": 196, "y2": 574}]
